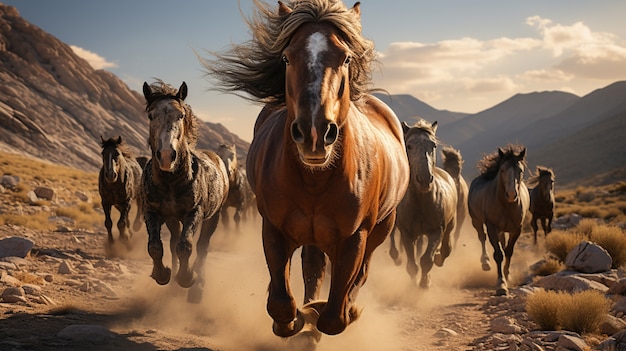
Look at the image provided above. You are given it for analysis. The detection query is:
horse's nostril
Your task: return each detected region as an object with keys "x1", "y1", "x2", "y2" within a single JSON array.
[
  {"x1": 291, "y1": 122, "x2": 304, "y2": 144},
  {"x1": 171, "y1": 150, "x2": 177, "y2": 162},
  {"x1": 156, "y1": 150, "x2": 162, "y2": 160},
  {"x1": 324, "y1": 123, "x2": 339, "y2": 145}
]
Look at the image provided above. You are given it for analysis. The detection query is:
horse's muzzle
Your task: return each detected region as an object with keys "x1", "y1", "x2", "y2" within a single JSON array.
[{"x1": 156, "y1": 149, "x2": 177, "y2": 171}]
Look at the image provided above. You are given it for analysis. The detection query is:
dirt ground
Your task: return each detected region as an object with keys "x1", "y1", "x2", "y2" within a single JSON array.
[{"x1": 0, "y1": 212, "x2": 544, "y2": 351}]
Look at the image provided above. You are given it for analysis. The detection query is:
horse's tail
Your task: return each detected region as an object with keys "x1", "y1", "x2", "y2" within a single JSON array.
[{"x1": 441, "y1": 146, "x2": 463, "y2": 180}]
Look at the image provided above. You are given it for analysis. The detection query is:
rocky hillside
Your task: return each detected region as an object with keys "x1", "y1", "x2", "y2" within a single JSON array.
[{"x1": 0, "y1": 4, "x2": 248, "y2": 172}]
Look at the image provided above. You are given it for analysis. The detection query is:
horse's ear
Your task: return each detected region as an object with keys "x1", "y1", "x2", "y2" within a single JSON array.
[
  {"x1": 100, "y1": 136, "x2": 105, "y2": 146},
  {"x1": 116, "y1": 136, "x2": 122, "y2": 145},
  {"x1": 432, "y1": 120, "x2": 438, "y2": 132},
  {"x1": 351, "y1": 2, "x2": 361, "y2": 18},
  {"x1": 498, "y1": 147, "x2": 505, "y2": 158},
  {"x1": 278, "y1": 1, "x2": 292, "y2": 15},
  {"x1": 177, "y1": 82, "x2": 188, "y2": 101},
  {"x1": 401, "y1": 121, "x2": 410, "y2": 134},
  {"x1": 142, "y1": 82, "x2": 152, "y2": 100},
  {"x1": 519, "y1": 147, "x2": 526, "y2": 160}
]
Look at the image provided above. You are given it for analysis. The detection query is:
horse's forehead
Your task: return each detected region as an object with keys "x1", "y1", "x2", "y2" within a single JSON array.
[
  {"x1": 405, "y1": 129, "x2": 434, "y2": 145},
  {"x1": 148, "y1": 99, "x2": 185, "y2": 117}
]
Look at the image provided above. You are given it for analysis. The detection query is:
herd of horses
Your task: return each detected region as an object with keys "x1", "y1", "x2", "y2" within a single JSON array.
[{"x1": 96, "y1": 0, "x2": 557, "y2": 344}]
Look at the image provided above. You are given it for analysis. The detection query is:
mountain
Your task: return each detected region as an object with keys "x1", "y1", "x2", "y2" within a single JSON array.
[
  {"x1": 0, "y1": 4, "x2": 248, "y2": 172},
  {"x1": 373, "y1": 93, "x2": 469, "y2": 127}
]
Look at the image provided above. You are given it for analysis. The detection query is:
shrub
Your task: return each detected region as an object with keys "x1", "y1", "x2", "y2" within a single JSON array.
[
  {"x1": 545, "y1": 231, "x2": 584, "y2": 262},
  {"x1": 526, "y1": 289, "x2": 611, "y2": 334},
  {"x1": 532, "y1": 258, "x2": 564, "y2": 276},
  {"x1": 576, "y1": 218, "x2": 599, "y2": 236},
  {"x1": 558, "y1": 290, "x2": 611, "y2": 334},
  {"x1": 589, "y1": 225, "x2": 626, "y2": 268},
  {"x1": 526, "y1": 289, "x2": 563, "y2": 330}
]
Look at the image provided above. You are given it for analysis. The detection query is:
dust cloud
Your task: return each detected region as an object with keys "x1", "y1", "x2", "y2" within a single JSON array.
[{"x1": 110, "y1": 210, "x2": 544, "y2": 351}]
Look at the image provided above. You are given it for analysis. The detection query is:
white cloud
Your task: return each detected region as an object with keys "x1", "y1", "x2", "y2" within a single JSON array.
[
  {"x1": 70, "y1": 45, "x2": 118, "y2": 70},
  {"x1": 372, "y1": 16, "x2": 626, "y2": 112}
]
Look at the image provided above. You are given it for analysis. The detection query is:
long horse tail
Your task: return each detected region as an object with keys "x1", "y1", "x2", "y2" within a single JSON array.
[{"x1": 441, "y1": 146, "x2": 463, "y2": 180}]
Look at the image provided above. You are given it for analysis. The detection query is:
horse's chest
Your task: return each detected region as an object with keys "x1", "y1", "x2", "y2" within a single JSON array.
[{"x1": 147, "y1": 182, "x2": 198, "y2": 218}]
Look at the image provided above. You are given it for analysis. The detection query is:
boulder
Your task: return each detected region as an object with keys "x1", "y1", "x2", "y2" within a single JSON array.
[{"x1": 565, "y1": 241, "x2": 612, "y2": 273}]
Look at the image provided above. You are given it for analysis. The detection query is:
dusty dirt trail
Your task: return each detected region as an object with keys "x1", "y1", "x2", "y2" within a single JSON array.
[{"x1": 0, "y1": 214, "x2": 544, "y2": 351}]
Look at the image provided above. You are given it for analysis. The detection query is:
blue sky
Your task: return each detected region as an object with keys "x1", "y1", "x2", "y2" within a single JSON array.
[{"x1": 4, "y1": 0, "x2": 626, "y2": 142}]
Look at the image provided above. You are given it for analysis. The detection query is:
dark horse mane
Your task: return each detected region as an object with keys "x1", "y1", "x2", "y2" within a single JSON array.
[
  {"x1": 143, "y1": 79, "x2": 199, "y2": 148},
  {"x1": 101, "y1": 136, "x2": 135, "y2": 159},
  {"x1": 201, "y1": 0, "x2": 376, "y2": 107},
  {"x1": 527, "y1": 166, "x2": 554, "y2": 188},
  {"x1": 476, "y1": 144, "x2": 527, "y2": 180},
  {"x1": 441, "y1": 146, "x2": 463, "y2": 178}
]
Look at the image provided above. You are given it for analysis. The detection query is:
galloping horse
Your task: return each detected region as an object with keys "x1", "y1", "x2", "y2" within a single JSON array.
[
  {"x1": 141, "y1": 80, "x2": 229, "y2": 303},
  {"x1": 528, "y1": 166, "x2": 555, "y2": 244},
  {"x1": 203, "y1": 0, "x2": 409, "y2": 338},
  {"x1": 216, "y1": 144, "x2": 250, "y2": 231},
  {"x1": 468, "y1": 145, "x2": 529, "y2": 295},
  {"x1": 441, "y1": 146, "x2": 469, "y2": 249},
  {"x1": 98, "y1": 136, "x2": 143, "y2": 247},
  {"x1": 390, "y1": 120, "x2": 458, "y2": 288}
]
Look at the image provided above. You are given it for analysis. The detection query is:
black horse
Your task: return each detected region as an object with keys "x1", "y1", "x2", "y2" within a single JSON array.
[{"x1": 141, "y1": 80, "x2": 229, "y2": 303}]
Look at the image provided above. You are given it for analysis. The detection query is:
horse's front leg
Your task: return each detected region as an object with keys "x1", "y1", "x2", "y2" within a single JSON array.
[
  {"x1": 263, "y1": 219, "x2": 302, "y2": 338},
  {"x1": 388, "y1": 226, "x2": 402, "y2": 266},
  {"x1": 503, "y1": 228, "x2": 522, "y2": 283},
  {"x1": 117, "y1": 202, "x2": 132, "y2": 241},
  {"x1": 401, "y1": 230, "x2": 418, "y2": 284},
  {"x1": 531, "y1": 215, "x2": 539, "y2": 244},
  {"x1": 102, "y1": 203, "x2": 114, "y2": 244},
  {"x1": 146, "y1": 210, "x2": 170, "y2": 285},
  {"x1": 317, "y1": 228, "x2": 367, "y2": 336},
  {"x1": 165, "y1": 219, "x2": 181, "y2": 279},
  {"x1": 175, "y1": 209, "x2": 202, "y2": 288},
  {"x1": 420, "y1": 229, "x2": 442, "y2": 289},
  {"x1": 472, "y1": 217, "x2": 491, "y2": 271},
  {"x1": 187, "y1": 212, "x2": 220, "y2": 303},
  {"x1": 486, "y1": 223, "x2": 506, "y2": 295},
  {"x1": 302, "y1": 245, "x2": 327, "y2": 304}
]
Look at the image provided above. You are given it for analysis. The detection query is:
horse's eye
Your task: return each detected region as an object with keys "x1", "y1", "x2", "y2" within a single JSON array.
[
  {"x1": 282, "y1": 55, "x2": 289, "y2": 65},
  {"x1": 344, "y1": 56, "x2": 351, "y2": 66},
  {"x1": 148, "y1": 113, "x2": 154, "y2": 121},
  {"x1": 406, "y1": 145, "x2": 412, "y2": 150}
]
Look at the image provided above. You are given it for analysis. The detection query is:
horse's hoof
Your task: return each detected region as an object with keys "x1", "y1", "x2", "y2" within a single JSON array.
[
  {"x1": 187, "y1": 285, "x2": 203, "y2": 304},
  {"x1": 287, "y1": 325, "x2": 321, "y2": 351},
  {"x1": 434, "y1": 253, "x2": 445, "y2": 267},
  {"x1": 481, "y1": 262, "x2": 491, "y2": 271},
  {"x1": 419, "y1": 278, "x2": 431, "y2": 289},
  {"x1": 151, "y1": 266, "x2": 171, "y2": 285},
  {"x1": 176, "y1": 270, "x2": 197, "y2": 288},
  {"x1": 272, "y1": 309, "x2": 306, "y2": 338},
  {"x1": 495, "y1": 287, "x2": 508, "y2": 296}
]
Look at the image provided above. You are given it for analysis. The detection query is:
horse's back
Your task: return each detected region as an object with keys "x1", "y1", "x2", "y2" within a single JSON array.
[{"x1": 196, "y1": 149, "x2": 230, "y2": 212}]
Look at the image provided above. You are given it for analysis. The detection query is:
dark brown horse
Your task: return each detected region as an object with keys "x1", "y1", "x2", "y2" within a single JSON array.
[
  {"x1": 528, "y1": 166, "x2": 555, "y2": 244},
  {"x1": 216, "y1": 144, "x2": 252, "y2": 231},
  {"x1": 389, "y1": 120, "x2": 458, "y2": 288},
  {"x1": 141, "y1": 80, "x2": 229, "y2": 303},
  {"x1": 98, "y1": 136, "x2": 143, "y2": 247},
  {"x1": 468, "y1": 144, "x2": 529, "y2": 295},
  {"x1": 203, "y1": 0, "x2": 409, "y2": 339},
  {"x1": 441, "y1": 146, "x2": 469, "y2": 249}
]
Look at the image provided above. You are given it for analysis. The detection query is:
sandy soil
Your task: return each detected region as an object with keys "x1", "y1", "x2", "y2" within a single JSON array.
[{"x1": 0, "y1": 213, "x2": 544, "y2": 351}]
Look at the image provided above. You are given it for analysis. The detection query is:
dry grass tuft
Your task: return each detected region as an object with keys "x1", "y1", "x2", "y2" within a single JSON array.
[
  {"x1": 544, "y1": 231, "x2": 585, "y2": 262},
  {"x1": 526, "y1": 289, "x2": 611, "y2": 334},
  {"x1": 589, "y1": 225, "x2": 626, "y2": 268},
  {"x1": 532, "y1": 258, "x2": 564, "y2": 276}
]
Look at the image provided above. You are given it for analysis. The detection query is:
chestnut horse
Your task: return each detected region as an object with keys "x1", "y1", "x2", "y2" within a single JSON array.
[
  {"x1": 141, "y1": 80, "x2": 229, "y2": 303},
  {"x1": 528, "y1": 166, "x2": 555, "y2": 244},
  {"x1": 468, "y1": 145, "x2": 529, "y2": 295},
  {"x1": 203, "y1": 0, "x2": 409, "y2": 339},
  {"x1": 98, "y1": 136, "x2": 143, "y2": 247},
  {"x1": 389, "y1": 120, "x2": 458, "y2": 288}
]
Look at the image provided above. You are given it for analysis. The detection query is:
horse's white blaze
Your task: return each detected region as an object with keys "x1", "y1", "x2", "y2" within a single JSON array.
[{"x1": 306, "y1": 32, "x2": 328, "y2": 152}]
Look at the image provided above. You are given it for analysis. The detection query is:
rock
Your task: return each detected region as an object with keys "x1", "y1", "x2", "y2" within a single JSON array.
[
  {"x1": 34, "y1": 186, "x2": 55, "y2": 201},
  {"x1": 0, "y1": 271, "x2": 21, "y2": 286},
  {"x1": 58, "y1": 260, "x2": 75, "y2": 274},
  {"x1": 608, "y1": 278, "x2": 626, "y2": 295},
  {"x1": 27, "y1": 190, "x2": 40, "y2": 204},
  {"x1": 565, "y1": 241, "x2": 612, "y2": 273},
  {"x1": 21, "y1": 284, "x2": 42, "y2": 296},
  {"x1": 0, "y1": 175, "x2": 19, "y2": 190},
  {"x1": 57, "y1": 325, "x2": 116, "y2": 343},
  {"x1": 491, "y1": 316, "x2": 524, "y2": 334},
  {"x1": 1, "y1": 286, "x2": 27, "y2": 303},
  {"x1": 534, "y1": 272, "x2": 610, "y2": 293},
  {"x1": 75, "y1": 190, "x2": 92, "y2": 202},
  {"x1": 556, "y1": 334, "x2": 588, "y2": 351},
  {"x1": 595, "y1": 329, "x2": 626, "y2": 350},
  {"x1": 0, "y1": 236, "x2": 34, "y2": 258},
  {"x1": 600, "y1": 314, "x2": 626, "y2": 335}
]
